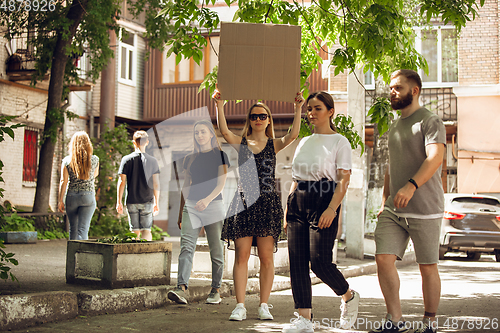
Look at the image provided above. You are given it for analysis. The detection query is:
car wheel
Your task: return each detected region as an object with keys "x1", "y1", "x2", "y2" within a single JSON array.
[
  {"x1": 439, "y1": 246, "x2": 447, "y2": 260},
  {"x1": 466, "y1": 252, "x2": 481, "y2": 260},
  {"x1": 495, "y1": 250, "x2": 500, "y2": 263}
]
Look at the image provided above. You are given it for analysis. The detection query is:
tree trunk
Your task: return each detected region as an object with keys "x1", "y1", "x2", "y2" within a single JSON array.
[
  {"x1": 368, "y1": 75, "x2": 390, "y2": 191},
  {"x1": 32, "y1": 0, "x2": 89, "y2": 213}
]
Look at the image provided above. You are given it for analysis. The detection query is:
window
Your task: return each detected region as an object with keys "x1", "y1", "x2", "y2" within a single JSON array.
[
  {"x1": 76, "y1": 45, "x2": 88, "y2": 80},
  {"x1": 118, "y1": 31, "x2": 136, "y2": 85},
  {"x1": 23, "y1": 128, "x2": 38, "y2": 183},
  {"x1": 415, "y1": 27, "x2": 458, "y2": 86},
  {"x1": 162, "y1": 36, "x2": 219, "y2": 84},
  {"x1": 363, "y1": 69, "x2": 375, "y2": 90}
]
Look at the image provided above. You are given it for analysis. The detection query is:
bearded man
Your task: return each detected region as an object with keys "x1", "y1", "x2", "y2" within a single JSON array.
[{"x1": 370, "y1": 69, "x2": 446, "y2": 333}]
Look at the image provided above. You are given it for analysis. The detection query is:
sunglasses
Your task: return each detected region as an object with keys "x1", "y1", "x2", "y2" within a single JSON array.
[{"x1": 249, "y1": 114, "x2": 268, "y2": 121}]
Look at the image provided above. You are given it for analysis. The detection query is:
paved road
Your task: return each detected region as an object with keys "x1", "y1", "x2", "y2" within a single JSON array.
[{"x1": 10, "y1": 254, "x2": 499, "y2": 333}]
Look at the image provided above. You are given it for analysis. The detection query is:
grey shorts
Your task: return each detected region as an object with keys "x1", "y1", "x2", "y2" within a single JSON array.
[
  {"x1": 127, "y1": 202, "x2": 154, "y2": 231},
  {"x1": 375, "y1": 209, "x2": 442, "y2": 264}
]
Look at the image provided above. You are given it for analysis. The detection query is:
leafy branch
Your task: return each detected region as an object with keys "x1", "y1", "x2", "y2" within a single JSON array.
[
  {"x1": 0, "y1": 240, "x2": 18, "y2": 283},
  {"x1": 367, "y1": 97, "x2": 400, "y2": 136},
  {"x1": 97, "y1": 232, "x2": 147, "y2": 244}
]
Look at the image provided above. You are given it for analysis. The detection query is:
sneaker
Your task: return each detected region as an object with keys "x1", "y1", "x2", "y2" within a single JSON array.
[
  {"x1": 282, "y1": 312, "x2": 314, "y2": 333},
  {"x1": 340, "y1": 289, "x2": 360, "y2": 329},
  {"x1": 167, "y1": 286, "x2": 188, "y2": 304},
  {"x1": 258, "y1": 303, "x2": 274, "y2": 320},
  {"x1": 414, "y1": 318, "x2": 437, "y2": 333},
  {"x1": 368, "y1": 314, "x2": 410, "y2": 333},
  {"x1": 206, "y1": 288, "x2": 221, "y2": 304},
  {"x1": 229, "y1": 303, "x2": 247, "y2": 321}
]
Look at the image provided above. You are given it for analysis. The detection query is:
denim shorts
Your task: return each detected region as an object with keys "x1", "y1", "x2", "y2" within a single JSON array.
[{"x1": 126, "y1": 202, "x2": 154, "y2": 231}]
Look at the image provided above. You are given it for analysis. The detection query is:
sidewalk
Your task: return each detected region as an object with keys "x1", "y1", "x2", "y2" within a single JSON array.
[{"x1": 0, "y1": 238, "x2": 415, "y2": 331}]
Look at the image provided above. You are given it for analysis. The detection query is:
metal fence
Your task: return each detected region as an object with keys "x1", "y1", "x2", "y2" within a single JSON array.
[{"x1": 365, "y1": 87, "x2": 457, "y2": 122}]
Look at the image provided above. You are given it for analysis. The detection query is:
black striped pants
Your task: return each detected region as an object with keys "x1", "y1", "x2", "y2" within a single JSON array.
[{"x1": 286, "y1": 179, "x2": 349, "y2": 309}]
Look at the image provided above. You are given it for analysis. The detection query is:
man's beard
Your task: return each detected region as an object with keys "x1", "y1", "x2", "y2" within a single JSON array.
[{"x1": 391, "y1": 91, "x2": 413, "y2": 110}]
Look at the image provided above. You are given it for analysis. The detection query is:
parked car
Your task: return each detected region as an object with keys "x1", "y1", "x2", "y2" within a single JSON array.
[{"x1": 440, "y1": 193, "x2": 500, "y2": 262}]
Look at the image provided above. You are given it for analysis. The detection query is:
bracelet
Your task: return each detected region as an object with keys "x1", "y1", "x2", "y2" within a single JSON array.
[
  {"x1": 408, "y1": 178, "x2": 419, "y2": 189},
  {"x1": 328, "y1": 206, "x2": 337, "y2": 214}
]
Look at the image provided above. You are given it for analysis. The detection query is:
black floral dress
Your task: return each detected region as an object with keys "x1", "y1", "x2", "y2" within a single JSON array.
[{"x1": 222, "y1": 137, "x2": 283, "y2": 248}]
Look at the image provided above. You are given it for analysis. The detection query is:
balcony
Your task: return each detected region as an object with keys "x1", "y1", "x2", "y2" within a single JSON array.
[
  {"x1": 5, "y1": 34, "x2": 92, "y2": 91},
  {"x1": 365, "y1": 87, "x2": 457, "y2": 122}
]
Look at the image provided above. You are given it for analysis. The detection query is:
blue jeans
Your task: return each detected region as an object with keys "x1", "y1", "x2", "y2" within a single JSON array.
[
  {"x1": 127, "y1": 202, "x2": 154, "y2": 231},
  {"x1": 178, "y1": 200, "x2": 225, "y2": 289},
  {"x1": 66, "y1": 191, "x2": 96, "y2": 240}
]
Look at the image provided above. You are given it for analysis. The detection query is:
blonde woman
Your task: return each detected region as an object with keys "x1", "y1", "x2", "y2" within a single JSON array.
[
  {"x1": 58, "y1": 131, "x2": 99, "y2": 240},
  {"x1": 168, "y1": 120, "x2": 229, "y2": 305},
  {"x1": 214, "y1": 90, "x2": 304, "y2": 321}
]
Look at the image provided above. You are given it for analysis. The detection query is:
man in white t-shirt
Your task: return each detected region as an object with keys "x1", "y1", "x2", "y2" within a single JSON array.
[{"x1": 371, "y1": 69, "x2": 446, "y2": 333}]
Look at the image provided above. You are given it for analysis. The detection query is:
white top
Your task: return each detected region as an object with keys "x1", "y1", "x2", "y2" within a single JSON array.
[{"x1": 291, "y1": 133, "x2": 352, "y2": 182}]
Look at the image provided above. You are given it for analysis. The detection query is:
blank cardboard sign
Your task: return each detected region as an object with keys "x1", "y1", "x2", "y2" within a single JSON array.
[{"x1": 218, "y1": 22, "x2": 301, "y2": 103}]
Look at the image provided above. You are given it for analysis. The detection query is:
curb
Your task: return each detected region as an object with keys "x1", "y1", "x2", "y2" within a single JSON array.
[
  {"x1": 0, "y1": 252, "x2": 416, "y2": 331},
  {"x1": 0, "y1": 291, "x2": 78, "y2": 330}
]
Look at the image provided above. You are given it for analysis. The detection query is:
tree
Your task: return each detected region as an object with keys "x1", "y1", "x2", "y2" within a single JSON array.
[
  {"x1": 0, "y1": 0, "x2": 485, "y2": 213},
  {"x1": 1, "y1": 1, "x2": 124, "y2": 213},
  {"x1": 141, "y1": 0, "x2": 484, "y2": 124}
]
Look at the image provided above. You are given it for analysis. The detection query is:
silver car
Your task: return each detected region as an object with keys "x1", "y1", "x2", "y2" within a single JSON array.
[{"x1": 439, "y1": 193, "x2": 500, "y2": 261}]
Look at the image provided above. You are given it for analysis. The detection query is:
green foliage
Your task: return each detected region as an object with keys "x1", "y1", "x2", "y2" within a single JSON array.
[
  {"x1": 334, "y1": 114, "x2": 365, "y2": 155},
  {"x1": 0, "y1": 213, "x2": 36, "y2": 232},
  {"x1": 0, "y1": 240, "x2": 18, "y2": 282},
  {"x1": 365, "y1": 208, "x2": 379, "y2": 234},
  {"x1": 150, "y1": 0, "x2": 484, "y2": 93},
  {"x1": 38, "y1": 230, "x2": 69, "y2": 240},
  {"x1": 198, "y1": 65, "x2": 219, "y2": 96},
  {"x1": 296, "y1": 114, "x2": 364, "y2": 155},
  {"x1": 89, "y1": 211, "x2": 129, "y2": 238},
  {"x1": 419, "y1": 0, "x2": 485, "y2": 28},
  {"x1": 1, "y1": 0, "x2": 122, "y2": 145},
  {"x1": 136, "y1": 0, "x2": 220, "y2": 65},
  {"x1": 97, "y1": 232, "x2": 146, "y2": 243},
  {"x1": 0, "y1": 0, "x2": 121, "y2": 89},
  {"x1": 36, "y1": 214, "x2": 69, "y2": 239},
  {"x1": 0, "y1": 0, "x2": 122, "y2": 213},
  {"x1": 0, "y1": 116, "x2": 25, "y2": 219},
  {"x1": 367, "y1": 97, "x2": 400, "y2": 136},
  {"x1": 91, "y1": 124, "x2": 133, "y2": 236},
  {"x1": 145, "y1": 0, "x2": 484, "y2": 133},
  {"x1": 297, "y1": 117, "x2": 313, "y2": 138},
  {"x1": 151, "y1": 225, "x2": 170, "y2": 241}
]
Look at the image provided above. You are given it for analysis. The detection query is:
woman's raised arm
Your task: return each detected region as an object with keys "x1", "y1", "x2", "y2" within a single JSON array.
[
  {"x1": 214, "y1": 89, "x2": 241, "y2": 146},
  {"x1": 274, "y1": 92, "x2": 305, "y2": 153}
]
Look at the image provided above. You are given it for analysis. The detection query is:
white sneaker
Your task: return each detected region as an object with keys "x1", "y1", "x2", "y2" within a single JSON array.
[
  {"x1": 282, "y1": 312, "x2": 314, "y2": 333},
  {"x1": 229, "y1": 303, "x2": 247, "y2": 321},
  {"x1": 258, "y1": 303, "x2": 274, "y2": 320},
  {"x1": 340, "y1": 289, "x2": 360, "y2": 329},
  {"x1": 206, "y1": 288, "x2": 221, "y2": 304}
]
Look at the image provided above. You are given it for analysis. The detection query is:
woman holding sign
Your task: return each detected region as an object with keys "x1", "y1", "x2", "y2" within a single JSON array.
[
  {"x1": 282, "y1": 91, "x2": 359, "y2": 333},
  {"x1": 214, "y1": 89, "x2": 304, "y2": 321}
]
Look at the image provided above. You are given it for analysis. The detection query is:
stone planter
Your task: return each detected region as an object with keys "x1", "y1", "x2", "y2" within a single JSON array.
[
  {"x1": 66, "y1": 240, "x2": 172, "y2": 289},
  {"x1": 0, "y1": 231, "x2": 37, "y2": 244}
]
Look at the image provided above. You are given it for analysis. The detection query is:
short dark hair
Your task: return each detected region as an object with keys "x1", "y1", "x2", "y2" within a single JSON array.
[{"x1": 391, "y1": 69, "x2": 422, "y2": 95}]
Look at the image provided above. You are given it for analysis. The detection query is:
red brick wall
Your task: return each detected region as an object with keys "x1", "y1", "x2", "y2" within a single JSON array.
[{"x1": 458, "y1": 0, "x2": 499, "y2": 85}]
